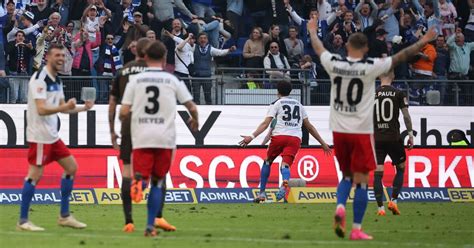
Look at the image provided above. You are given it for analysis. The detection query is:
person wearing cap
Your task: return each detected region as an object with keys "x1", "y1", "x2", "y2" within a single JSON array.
[
  {"x1": 6, "y1": 11, "x2": 43, "y2": 43},
  {"x1": 33, "y1": 25, "x2": 59, "y2": 70},
  {"x1": 5, "y1": 30, "x2": 35, "y2": 103},
  {"x1": 368, "y1": 28, "x2": 388, "y2": 58},
  {"x1": 51, "y1": 0, "x2": 69, "y2": 27},
  {"x1": 121, "y1": 11, "x2": 149, "y2": 51}
]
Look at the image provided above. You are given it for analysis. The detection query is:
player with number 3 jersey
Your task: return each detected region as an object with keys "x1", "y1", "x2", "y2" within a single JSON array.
[
  {"x1": 239, "y1": 81, "x2": 331, "y2": 203},
  {"x1": 307, "y1": 18, "x2": 437, "y2": 240}
]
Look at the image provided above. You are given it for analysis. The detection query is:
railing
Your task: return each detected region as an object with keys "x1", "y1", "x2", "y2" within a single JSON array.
[{"x1": 1, "y1": 69, "x2": 473, "y2": 106}]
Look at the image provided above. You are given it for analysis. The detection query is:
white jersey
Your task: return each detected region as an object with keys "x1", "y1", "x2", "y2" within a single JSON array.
[
  {"x1": 266, "y1": 97, "x2": 308, "y2": 139},
  {"x1": 26, "y1": 67, "x2": 65, "y2": 144},
  {"x1": 320, "y1": 51, "x2": 392, "y2": 134},
  {"x1": 121, "y1": 67, "x2": 193, "y2": 149}
]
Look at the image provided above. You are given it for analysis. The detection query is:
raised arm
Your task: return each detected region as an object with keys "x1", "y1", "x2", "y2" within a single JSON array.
[
  {"x1": 390, "y1": 27, "x2": 437, "y2": 70},
  {"x1": 287, "y1": 5, "x2": 304, "y2": 26},
  {"x1": 307, "y1": 18, "x2": 327, "y2": 56},
  {"x1": 369, "y1": 0, "x2": 379, "y2": 19}
]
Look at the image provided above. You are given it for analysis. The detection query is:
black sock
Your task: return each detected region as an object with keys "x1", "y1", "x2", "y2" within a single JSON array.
[
  {"x1": 156, "y1": 182, "x2": 166, "y2": 218},
  {"x1": 392, "y1": 166, "x2": 405, "y2": 200},
  {"x1": 121, "y1": 177, "x2": 133, "y2": 224},
  {"x1": 374, "y1": 171, "x2": 384, "y2": 207}
]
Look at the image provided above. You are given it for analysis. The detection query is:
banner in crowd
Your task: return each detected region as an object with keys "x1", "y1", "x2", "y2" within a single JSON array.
[
  {"x1": 0, "y1": 105, "x2": 473, "y2": 147},
  {"x1": 0, "y1": 148, "x2": 472, "y2": 189},
  {"x1": 1, "y1": 187, "x2": 473, "y2": 205}
]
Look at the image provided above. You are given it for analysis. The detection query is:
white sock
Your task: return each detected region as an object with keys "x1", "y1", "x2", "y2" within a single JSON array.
[
  {"x1": 352, "y1": 223, "x2": 362, "y2": 230},
  {"x1": 336, "y1": 204, "x2": 345, "y2": 210},
  {"x1": 391, "y1": 199, "x2": 398, "y2": 204},
  {"x1": 378, "y1": 206, "x2": 385, "y2": 211}
]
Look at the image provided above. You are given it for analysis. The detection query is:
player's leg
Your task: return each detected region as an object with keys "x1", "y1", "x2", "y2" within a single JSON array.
[
  {"x1": 373, "y1": 142, "x2": 387, "y2": 215},
  {"x1": 56, "y1": 154, "x2": 87, "y2": 229},
  {"x1": 275, "y1": 136, "x2": 300, "y2": 202},
  {"x1": 17, "y1": 164, "x2": 44, "y2": 231},
  {"x1": 387, "y1": 140, "x2": 407, "y2": 215},
  {"x1": 154, "y1": 180, "x2": 176, "y2": 232},
  {"x1": 145, "y1": 149, "x2": 173, "y2": 236},
  {"x1": 255, "y1": 136, "x2": 283, "y2": 203},
  {"x1": 348, "y1": 134, "x2": 376, "y2": 240},
  {"x1": 120, "y1": 128, "x2": 135, "y2": 232},
  {"x1": 332, "y1": 132, "x2": 353, "y2": 238}
]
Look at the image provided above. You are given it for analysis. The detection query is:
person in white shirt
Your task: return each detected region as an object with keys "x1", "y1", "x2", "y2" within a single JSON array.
[
  {"x1": 239, "y1": 81, "x2": 331, "y2": 203},
  {"x1": 17, "y1": 43, "x2": 94, "y2": 232},
  {"x1": 164, "y1": 31, "x2": 195, "y2": 92},
  {"x1": 263, "y1": 41, "x2": 291, "y2": 80},
  {"x1": 119, "y1": 40, "x2": 199, "y2": 237},
  {"x1": 307, "y1": 18, "x2": 437, "y2": 240}
]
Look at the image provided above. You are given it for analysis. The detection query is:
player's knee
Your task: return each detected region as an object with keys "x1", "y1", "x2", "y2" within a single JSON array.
[
  {"x1": 66, "y1": 165, "x2": 77, "y2": 176},
  {"x1": 375, "y1": 165, "x2": 384, "y2": 172}
]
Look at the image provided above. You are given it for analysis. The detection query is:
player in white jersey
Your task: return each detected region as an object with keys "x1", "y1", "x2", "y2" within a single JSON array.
[
  {"x1": 307, "y1": 19, "x2": 437, "y2": 240},
  {"x1": 239, "y1": 81, "x2": 331, "y2": 203},
  {"x1": 17, "y1": 43, "x2": 94, "y2": 231},
  {"x1": 119, "y1": 40, "x2": 198, "y2": 237}
]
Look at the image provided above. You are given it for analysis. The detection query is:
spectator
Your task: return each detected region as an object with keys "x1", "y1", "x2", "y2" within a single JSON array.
[
  {"x1": 412, "y1": 0, "x2": 442, "y2": 34},
  {"x1": 65, "y1": 20, "x2": 75, "y2": 37},
  {"x1": 152, "y1": 0, "x2": 195, "y2": 33},
  {"x1": 226, "y1": 0, "x2": 243, "y2": 39},
  {"x1": 317, "y1": 0, "x2": 333, "y2": 22},
  {"x1": 146, "y1": 30, "x2": 156, "y2": 40},
  {"x1": 378, "y1": 0, "x2": 401, "y2": 42},
  {"x1": 30, "y1": 0, "x2": 53, "y2": 24},
  {"x1": 287, "y1": 5, "x2": 328, "y2": 42},
  {"x1": 0, "y1": 4, "x2": 10, "y2": 72},
  {"x1": 284, "y1": 26, "x2": 304, "y2": 66},
  {"x1": 465, "y1": 0, "x2": 474, "y2": 42},
  {"x1": 193, "y1": 32, "x2": 235, "y2": 104},
  {"x1": 433, "y1": 35, "x2": 450, "y2": 104},
  {"x1": 243, "y1": 27, "x2": 270, "y2": 68},
  {"x1": 163, "y1": 18, "x2": 186, "y2": 72},
  {"x1": 33, "y1": 25, "x2": 56, "y2": 70},
  {"x1": 368, "y1": 28, "x2": 388, "y2": 58},
  {"x1": 265, "y1": 24, "x2": 287, "y2": 56},
  {"x1": 189, "y1": 18, "x2": 221, "y2": 48},
  {"x1": 51, "y1": 0, "x2": 69, "y2": 27},
  {"x1": 355, "y1": 0, "x2": 378, "y2": 31},
  {"x1": 263, "y1": 41, "x2": 290, "y2": 80},
  {"x1": 2, "y1": 0, "x2": 16, "y2": 40},
  {"x1": 5, "y1": 30, "x2": 35, "y2": 103},
  {"x1": 327, "y1": 1, "x2": 348, "y2": 26},
  {"x1": 330, "y1": 10, "x2": 360, "y2": 43},
  {"x1": 7, "y1": 11, "x2": 42, "y2": 43},
  {"x1": 123, "y1": 11, "x2": 149, "y2": 46},
  {"x1": 123, "y1": 39, "x2": 137, "y2": 64},
  {"x1": 298, "y1": 54, "x2": 317, "y2": 85},
  {"x1": 71, "y1": 27, "x2": 101, "y2": 76},
  {"x1": 447, "y1": 32, "x2": 474, "y2": 79},
  {"x1": 265, "y1": 0, "x2": 289, "y2": 37},
  {"x1": 411, "y1": 41, "x2": 437, "y2": 80},
  {"x1": 166, "y1": 31, "x2": 195, "y2": 92},
  {"x1": 98, "y1": 34, "x2": 123, "y2": 76},
  {"x1": 324, "y1": 27, "x2": 347, "y2": 57},
  {"x1": 192, "y1": 0, "x2": 215, "y2": 19}
]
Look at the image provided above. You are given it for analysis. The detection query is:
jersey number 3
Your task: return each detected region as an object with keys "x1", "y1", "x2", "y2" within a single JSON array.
[
  {"x1": 282, "y1": 105, "x2": 300, "y2": 122},
  {"x1": 145, "y1": 86, "x2": 160, "y2": 114}
]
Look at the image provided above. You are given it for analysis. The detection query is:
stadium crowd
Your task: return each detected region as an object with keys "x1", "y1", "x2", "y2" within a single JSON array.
[{"x1": 0, "y1": 0, "x2": 473, "y2": 105}]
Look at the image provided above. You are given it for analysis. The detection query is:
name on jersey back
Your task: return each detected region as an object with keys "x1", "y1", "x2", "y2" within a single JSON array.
[{"x1": 332, "y1": 67, "x2": 366, "y2": 76}]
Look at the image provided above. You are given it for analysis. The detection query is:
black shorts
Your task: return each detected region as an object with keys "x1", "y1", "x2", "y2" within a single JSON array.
[
  {"x1": 375, "y1": 139, "x2": 406, "y2": 166},
  {"x1": 120, "y1": 117, "x2": 132, "y2": 164}
]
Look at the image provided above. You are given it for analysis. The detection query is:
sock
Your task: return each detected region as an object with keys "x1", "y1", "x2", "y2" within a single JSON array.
[
  {"x1": 121, "y1": 177, "x2": 133, "y2": 224},
  {"x1": 156, "y1": 183, "x2": 166, "y2": 218},
  {"x1": 336, "y1": 177, "x2": 352, "y2": 207},
  {"x1": 60, "y1": 175, "x2": 74, "y2": 218},
  {"x1": 147, "y1": 178, "x2": 165, "y2": 228},
  {"x1": 259, "y1": 161, "x2": 271, "y2": 193},
  {"x1": 280, "y1": 165, "x2": 290, "y2": 182},
  {"x1": 353, "y1": 183, "x2": 368, "y2": 226},
  {"x1": 20, "y1": 179, "x2": 36, "y2": 223},
  {"x1": 392, "y1": 165, "x2": 405, "y2": 200},
  {"x1": 373, "y1": 171, "x2": 384, "y2": 207}
]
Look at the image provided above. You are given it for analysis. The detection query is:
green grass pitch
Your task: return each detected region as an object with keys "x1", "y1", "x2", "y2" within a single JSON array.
[{"x1": 1, "y1": 203, "x2": 473, "y2": 248}]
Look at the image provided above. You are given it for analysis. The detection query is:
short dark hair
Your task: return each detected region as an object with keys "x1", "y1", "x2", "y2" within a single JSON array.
[
  {"x1": 136, "y1": 37, "x2": 151, "y2": 58},
  {"x1": 47, "y1": 43, "x2": 65, "y2": 54},
  {"x1": 146, "y1": 40, "x2": 167, "y2": 60},
  {"x1": 277, "y1": 81, "x2": 292, "y2": 96},
  {"x1": 198, "y1": 32, "x2": 208, "y2": 39},
  {"x1": 347, "y1": 32, "x2": 368, "y2": 50}
]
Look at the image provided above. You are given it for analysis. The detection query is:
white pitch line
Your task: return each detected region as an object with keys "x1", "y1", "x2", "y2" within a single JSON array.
[
  {"x1": 182, "y1": 227, "x2": 474, "y2": 234},
  {"x1": 0, "y1": 231, "x2": 469, "y2": 247}
]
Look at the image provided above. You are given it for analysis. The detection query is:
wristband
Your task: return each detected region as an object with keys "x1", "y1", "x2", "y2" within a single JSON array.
[
  {"x1": 408, "y1": 131, "x2": 414, "y2": 137},
  {"x1": 250, "y1": 134, "x2": 255, "y2": 139}
]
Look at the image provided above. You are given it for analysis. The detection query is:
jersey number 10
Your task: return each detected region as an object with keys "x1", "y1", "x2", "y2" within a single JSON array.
[{"x1": 375, "y1": 98, "x2": 394, "y2": 122}]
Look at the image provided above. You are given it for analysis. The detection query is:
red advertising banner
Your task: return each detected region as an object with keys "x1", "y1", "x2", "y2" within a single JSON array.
[{"x1": 0, "y1": 148, "x2": 472, "y2": 189}]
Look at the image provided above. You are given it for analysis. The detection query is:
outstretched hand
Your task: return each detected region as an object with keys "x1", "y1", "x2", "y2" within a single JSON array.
[
  {"x1": 239, "y1": 135, "x2": 253, "y2": 147},
  {"x1": 322, "y1": 143, "x2": 332, "y2": 156},
  {"x1": 407, "y1": 135, "x2": 414, "y2": 150},
  {"x1": 420, "y1": 27, "x2": 437, "y2": 43}
]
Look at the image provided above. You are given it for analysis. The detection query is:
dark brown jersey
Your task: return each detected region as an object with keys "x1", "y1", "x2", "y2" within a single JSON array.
[
  {"x1": 374, "y1": 85, "x2": 408, "y2": 141},
  {"x1": 110, "y1": 59, "x2": 147, "y2": 104}
]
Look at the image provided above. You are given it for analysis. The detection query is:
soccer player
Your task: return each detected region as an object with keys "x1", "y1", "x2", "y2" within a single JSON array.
[
  {"x1": 17, "y1": 43, "x2": 93, "y2": 231},
  {"x1": 306, "y1": 18, "x2": 436, "y2": 240},
  {"x1": 109, "y1": 38, "x2": 176, "y2": 233},
  {"x1": 239, "y1": 81, "x2": 331, "y2": 203},
  {"x1": 119, "y1": 40, "x2": 199, "y2": 236},
  {"x1": 373, "y1": 70, "x2": 414, "y2": 216}
]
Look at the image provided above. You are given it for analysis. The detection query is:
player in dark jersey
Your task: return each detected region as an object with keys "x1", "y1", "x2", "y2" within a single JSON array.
[
  {"x1": 373, "y1": 70, "x2": 414, "y2": 216},
  {"x1": 108, "y1": 38, "x2": 176, "y2": 233}
]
